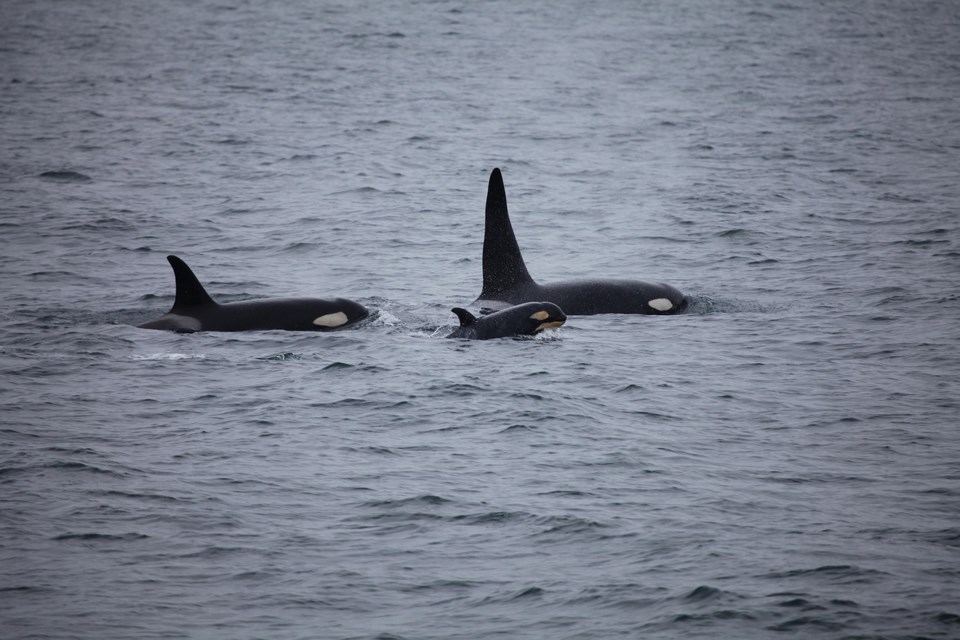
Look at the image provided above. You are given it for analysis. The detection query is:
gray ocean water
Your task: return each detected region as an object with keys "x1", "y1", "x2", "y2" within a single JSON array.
[{"x1": 2, "y1": 0, "x2": 959, "y2": 638}]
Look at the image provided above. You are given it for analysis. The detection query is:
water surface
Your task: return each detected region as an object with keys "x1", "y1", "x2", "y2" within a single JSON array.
[{"x1": 2, "y1": 1, "x2": 959, "y2": 638}]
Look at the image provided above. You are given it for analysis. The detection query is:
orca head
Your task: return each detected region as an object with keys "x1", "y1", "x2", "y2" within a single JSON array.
[{"x1": 523, "y1": 301, "x2": 567, "y2": 334}]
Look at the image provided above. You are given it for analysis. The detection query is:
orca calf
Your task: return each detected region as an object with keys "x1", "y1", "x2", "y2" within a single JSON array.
[
  {"x1": 138, "y1": 255, "x2": 369, "y2": 333},
  {"x1": 446, "y1": 301, "x2": 566, "y2": 340},
  {"x1": 473, "y1": 168, "x2": 687, "y2": 315}
]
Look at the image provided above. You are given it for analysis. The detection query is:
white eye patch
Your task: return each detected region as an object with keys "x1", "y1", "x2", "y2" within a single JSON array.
[
  {"x1": 648, "y1": 298, "x2": 673, "y2": 312},
  {"x1": 313, "y1": 312, "x2": 348, "y2": 327}
]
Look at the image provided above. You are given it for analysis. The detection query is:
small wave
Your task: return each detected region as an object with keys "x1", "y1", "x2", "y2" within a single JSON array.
[
  {"x1": 509, "y1": 391, "x2": 545, "y2": 401},
  {"x1": 38, "y1": 170, "x2": 91, "y2": 182},
  {"x1": 775, "y1": 597, "x2": 825, "y2": 610},
  {"x1": 533, "y1": 514, "x2": 608, "y2": 537},
  {"x1": 177, "y1": 546, "x2": 254, "y2": 559},
  {"x1": 364, "y1": 494, "x2": 452, "y2": 508},
  {"x1": 715, "y1": 228, "x2": 749, "y2": 237},
  {"x1": 0, "y1": 585, "x2": 56, "y2": 594},
  {"x1": 674, "y1": 610, "x2": 756, "y2": 622},
  {"x1": 625, "y1": 409, "x2": 678, "y2": 422},
  {"x1": 479, "y1": 586, "x2": 545, "y2": 604},
  {"x1": 322, "y1": 361, "x2": 355, "y2": 370},
  {"x1": 923, "y1": 527, "x2": 960, "y2": 547},
  {"x1": 258, "y1": 352, "x2": 302, "y2": 361},
  {"x1": 61, "y1": 217, "x2": 135, "y2": 232},
  {"x1": 766, "y1": 615, "x2": 846, "y2": 632},
  {"x1": 360, "y1": 512, "x2": 445, "y2": 524},
  {"x1": 536, "y1": 490, "x2": 595, "y2": 498},
  {"x1": 399, "y1": 579, "x2": 477, "y2": 594},
  {"x1": 761, "y1": 564, "x2": 886, "y2": 583},
  {"x1": 879, "y1": 192, "x2": 925, "y2": 204},
  {"x1": 452, "y1": 511, "x2": 529, "y2": 525},
  {"x1": 44, "y1": 446, "x2": 100, "y2": 455},
  {"x1": 510, "y1": 586, "x2": 544, "y2": 599},
  {"x1": 499, "y1": 424, "x2": 538, "y2": 433},
  {"x1": 894, "y1": 238, "x2": 951, "y2": 246},
  {"x1": 132, "y1": 353, "x2": 207, "y2": 361},
  {"x1": 330, "y1": 185, "x2": 382, "y2": 195},
  {"x1": 54, "y1": 532, "x2": 148, "y2": 541},
  {"x1": 279, "y1": 241, "x2": 319, "y2": 252},
  {"x1": 0, "y1": 466, "x2": 31, "y2": 477},
  {"x1": 311, "y1": 397, "x2": 367, "y2": 408},
  {"x1": 94, "y1": 490, "x2": 185, "y2": 503},
  {"x1": 684, "y1": 585, "x2": 724, "y2": 602},
  {"x1": 44, "y1": 461, "x2": 126, "y2": 477},
  {"x1": 213, "y1": 137, "x2": 251, "y2": 145},
  {"x1": 341, "y1": 445, "x2": 397, "y2": 456},
  {"x1": 431, "y1": 382, "x2": 488, "y2": 396}
]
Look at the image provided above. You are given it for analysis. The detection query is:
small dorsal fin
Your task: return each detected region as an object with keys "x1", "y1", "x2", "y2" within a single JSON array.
[
  {"x1": 167, "y1": 255, "x2": 216, "y2": 310},
  {"x1": 480, "y1": 168, "x2": 535, "y2": 298},
  {"x1": 451, "y1": 307, "x2": 477, "y2": 327}
]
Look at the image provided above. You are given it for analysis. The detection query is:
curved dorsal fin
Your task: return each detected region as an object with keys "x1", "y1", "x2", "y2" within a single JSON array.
[
  {"x1": 167, "y1": 255, "x2": 216, "y2": 310},
  {"x1": 480, "y1": 168, "x2": 534, "y2": 297},
  {"x1": 451, "y1": 307, "x2": 477, "y2": 327}
]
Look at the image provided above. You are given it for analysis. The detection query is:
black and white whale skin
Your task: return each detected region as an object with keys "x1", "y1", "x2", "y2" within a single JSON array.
[
  {"x1": 446, "y1": 302, "x2": 566, "y2": 340},
  {"x1": 473, "y1": 168, "x2": 687, "y2": 315},
  {"x1": 137, "y1": 255, "x2": 369, "y2": 333}
]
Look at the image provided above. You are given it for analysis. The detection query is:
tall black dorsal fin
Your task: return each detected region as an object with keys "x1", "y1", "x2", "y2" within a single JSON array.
[
  {"x1": 480, "y1": 168, "x2": 534, "y2": 297},
  {"x1": 167, "y1": 255, "x2": 216, "y2": 310},
  {"x1": 451, "y1": 307, "x2": 477, "y2": 327}
]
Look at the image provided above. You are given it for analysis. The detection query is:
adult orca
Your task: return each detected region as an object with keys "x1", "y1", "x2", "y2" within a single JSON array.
[
  {"x1": 137, "y1": 255, "x2": 369, "y2": 333},
  {"x1": 446, "y1": 302, "x2": 566, "y2": 340},
  {"x1": 473, "y1": 168, "x2": 687, "y2": 315}
]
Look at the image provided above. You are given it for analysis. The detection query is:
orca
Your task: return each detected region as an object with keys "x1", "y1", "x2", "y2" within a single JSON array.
[
  {"x1": 473, "y1": 168, "x2": 687, "y2": 315},
  {"x1": 137, "y1": 255, "x2": 369, "y2": 333},
  {"x1": 446, "y1": 302, "x2": 566, "y2": 340}
]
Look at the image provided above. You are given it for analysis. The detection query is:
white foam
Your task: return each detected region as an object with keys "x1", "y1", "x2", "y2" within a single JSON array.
[
  {"x1": 132, "y1": 353, "x2": 207, "y2": 361},
  {"x1": 534, "y1": 328, "x2": 563, "y2": 341},
  {"x1": 372, "y1": 310, "x2": 401, "y2": 327}
]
